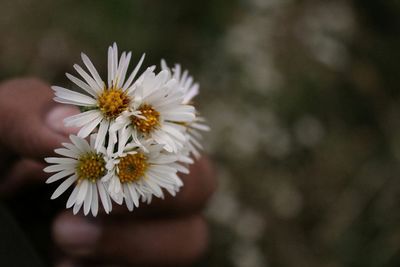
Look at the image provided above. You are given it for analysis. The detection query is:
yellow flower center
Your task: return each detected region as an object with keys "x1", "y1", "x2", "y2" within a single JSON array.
[
  {"x1": 131, "y1": 104, "x2": 160, "y2": 134},
  {"x1": 76, "y1": 152, "x2": 106, "y2": 183},
  {"x1": 117, "y1": 153, "x2": 148, "y2": 183},
  {"x1": 98, "y1": 88, "x2": 130, "y2": 119}
]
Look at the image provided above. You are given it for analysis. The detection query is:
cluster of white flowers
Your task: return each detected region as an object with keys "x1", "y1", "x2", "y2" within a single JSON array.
[{"x1": 44, "y1": 43, "x2": 209, "y2": 216}]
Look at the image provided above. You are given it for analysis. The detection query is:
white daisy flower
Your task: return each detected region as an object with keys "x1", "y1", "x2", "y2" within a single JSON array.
[
  {"x1": 51, "y1": 43, "x2": 145, "y2": 150},
  {"x1": 110, "y1": 67, "x2": 196, "y2": 153},
  {"x1": 161, "y1": 60, "x2": 210, "y2": 158},
  {"x1": 161, "y1": 60, "x2": 199, "y2": 104},
  {"x1": 104, "y1": 129, "x2": 184, "y2": 211},
  {"x1": 44, "y1": 135, "x2": 113, "y2": 216}
]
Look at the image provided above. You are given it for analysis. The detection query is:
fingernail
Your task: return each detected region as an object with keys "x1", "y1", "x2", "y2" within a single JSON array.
[
  {"x1": 53, "y1": 214, "x2": 101, "y2": 255},
  {"x1": 45, "y1": 105, "x2": 80, "y2": 136}
]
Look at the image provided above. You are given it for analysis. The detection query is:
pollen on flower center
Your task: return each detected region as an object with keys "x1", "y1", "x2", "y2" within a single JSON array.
[
  {"x1": 76, "y1": 152, "x2": 106, "y2": 183},
  {"x1": 98, "y1": 88, "x2": 130, "y2": 119},
  {"x1": 117, "y1": 153, "x2": 148, "y2": 183},
  {"x1": 131, "y1": 104, "x2": 160, "y2": 134}
]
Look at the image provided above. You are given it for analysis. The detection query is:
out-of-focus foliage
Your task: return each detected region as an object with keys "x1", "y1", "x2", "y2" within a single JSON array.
[{"x1": 2, "y1": 0, "x2": 400, "y2": 266}]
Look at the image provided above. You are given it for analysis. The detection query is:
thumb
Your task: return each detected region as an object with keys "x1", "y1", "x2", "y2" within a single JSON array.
[{"x1": 0, "y1": 78, "x2": 79, "y2": 159}]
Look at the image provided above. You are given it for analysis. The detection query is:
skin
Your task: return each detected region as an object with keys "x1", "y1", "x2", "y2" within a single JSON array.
[{"x1": 0, "y1": 78, "x2": 216, "y2": 267}]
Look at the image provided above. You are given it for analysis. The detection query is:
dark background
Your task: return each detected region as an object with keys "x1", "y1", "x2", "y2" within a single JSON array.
[{"x1": 1, "y1": 0, "x2": 400, "y2": 266}]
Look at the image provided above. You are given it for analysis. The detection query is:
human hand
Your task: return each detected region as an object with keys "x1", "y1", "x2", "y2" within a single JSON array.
[
  {"x1": 53, "y1": 157, "x2": 215, "y2": 267},
  {"x1": 0, "y1": 77, "x2": 216, "y2": 267},
  {"x1": 0, "y1": 77, "x2": 79, "y2": 197}
]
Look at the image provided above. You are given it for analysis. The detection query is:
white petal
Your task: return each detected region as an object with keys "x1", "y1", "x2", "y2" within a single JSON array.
[
  {"x1": 107, "y1": 46, "x2": 113, "y2": 87},
  {"x1": 170, "y1": 163, "x2": 189, "y2": 174},
  {"x1": 52, "y1": 86, "x2": 97, "y2": 105},
  {"x1": 107, "y1": 192, "x2": 113, "y2": 212},
  {"x1": 81, "y1": 53, "x2": 105, "y2": 89},
  {"x1": 189, "y1": 142, "x2": 201, "y2": 159},
  {"x1": 115, "y1": 52, "x2": 129, "y2": 88},
  {"x1": 91, "y1": 184, "x2": 99, "y2": 216},
  {"x1": 54, "y1": 148, "x2": 79, "y2": 159},
  {"x1": 146, "y1": 172, "x2": 170, "y2": 187},
  {"x1": 73, "y1": 64, "x2": 102, "y2": 93},
  {"x1": 46, "y1": 169, "x2": 75, "y2": 184},
  {"x1": 124, "y1": 184, "x2": 134, "y2": 211},
  {"x1": 66, "y1": 184, "x2": 80, "y2": 208},
  {"x1": 150, "y1": 165, "x2": 177, "y2": 176},
  {"x1": 162, "y1": 124, "x2": 186, "y2": 142},
  {"x1": 113, "y1": 43, "x2": 118, "y2": 83},
  {"x1": 148, "y1": 154, "x2": 177, "y2": 165},
  {"x1": 76, "y1": 179, "x2": 89, "y2": 205},
  {"x1": 189, "y1": 135, "x2": 202, "y2": 149},
  {"x1": 147, "y1": 170, "x2": 177, "y2": 185},
  {"x1": 51, "y1": 175, "x2": 76, "y2": 199},
  {"x1": 95, "y1": 120, "x2": 110, "y2": 150},
  {"x1": 127, "y1": 184, "x2": 139, "y2": 207},
  {"x1": 123, "y1": 53, "x2": 146, "y2": 90},
  {"x1": 161, "y1": 59, "x2": 168, "y2": 70},
  {"x1": 66, "y1": 73, "x2": 97, "y2": 97},
  {"x1": 180, "y1": 69, "x2": 188, "y2": 84},
  {"x1": 61, "y1": 144, "x2": 81, "y2": 157},
  {"x1": 173, "y1": 64, "x2": 181, "y2": 80},
  {"x1": 44, "y1": 163, "x2": 75, "y2": 173},
  {"x1": 45, "y1": 157, "x2": 77, "y2": 164},
  {"x1": 70, "y1": 135, "x2": 91, "y2": 152},
  {"x1": 53, "y1": 97, "x2": 95, "y2": 107},
  {"x1": 119, "y1": 52, "x2": 132, "y2": 87},
  {"x1": 178, "y1": 155, "x2": 194, "y2": 164},
  {"x1": 109, "y1": 177, "x2": 123, "y2": 205},
  {"x1": 101, "y1": 172, "x2": 114, "y2": 183},
  {"x1": 144, "y1": 179, "x2": 163, "y2": 197},
  {"x1": 73, "y1": 201, "x2": 83, "y2": 215},
  {"x1": 152, "y1": 70, "x2": 170, "y2": 90},
  {"x1": 191, "y1": 122, "x2": 210, "y2": 131},
  {"x1": 183, "y1": 84, "x2": 199, "y2": 103},
  {"x1": 152, "y1": 95, "x2": 182, "y2": 110},
  {"x1": 152, "y1": 130, "x2": 180, "y2": 153},
  {"x1": 182, "y1": 74, "x2": 193, "y2": 89},
  {"x1": 64, "y1": 110, "x2": 102, "y2": 128},
  {"x1": 162, "y1": 105, "x2": 195, "y2": 121},
  {"x1": 98, "y1": 181, "x2": 110, "y2": 213},
  {"x1": 83, "y1": 181, "x2": 93, "y2": 215},
  {"x1": 77, "y1": 116, "x2": 103, "y2": 138}
]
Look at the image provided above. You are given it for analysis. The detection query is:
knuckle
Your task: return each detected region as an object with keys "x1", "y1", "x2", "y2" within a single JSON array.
[
  {"x1": 179, "y1": 156, "x2": 217, "y2": 211},
  {"x1": 179, "y1": 216, "x2": 209, "y2": 265},
  {"x1": 199, "y1": 156, "x2": 218, "y2": 201},
  {"x1": 0, "y1": 77, "x2": 50, "y2": 99}
]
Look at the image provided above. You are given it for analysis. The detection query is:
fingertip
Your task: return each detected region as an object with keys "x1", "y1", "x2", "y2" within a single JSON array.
[
  {"x1": 191, "y1": 156, "x2": 218, "y2": 203},
  {"x1": 176, "y1": 215, "x2": 209, "y2": 266},
  {"x1": 95, "y1": 214, "x2": 208, "y2": 266},
  {"x1": 52, "y1": 212, "x2": 101, "y2": 257},
  {"x1": 45, "y1": 104, "x2": 80, "y2": 137},
  {"x1": 0, "y1": 78, "x2": 79, "y2": 159}
]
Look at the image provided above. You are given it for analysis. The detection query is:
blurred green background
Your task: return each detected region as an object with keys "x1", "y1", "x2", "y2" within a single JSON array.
[{"x1": 2, "y1": 0, "x2": 400, "y2": 266}]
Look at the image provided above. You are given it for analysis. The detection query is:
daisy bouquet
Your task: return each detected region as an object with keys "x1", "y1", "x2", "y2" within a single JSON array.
[{"x1": 44, "y1": 43, "x2": 209, "y2": 216}]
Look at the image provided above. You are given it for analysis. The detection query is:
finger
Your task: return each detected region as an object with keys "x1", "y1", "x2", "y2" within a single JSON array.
[
  {"x1": 0, "y1": 143, "x2": 18, "y2": 176},
  {"x1": 0, "y1": 78, "x2": 79, "y2": 159},
  {"x1": 0, "y1": 158, "x2": 48, "y2": 197},
  {"x1": 53, "y1": 211, "x2": 208, "y2": 267}
]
